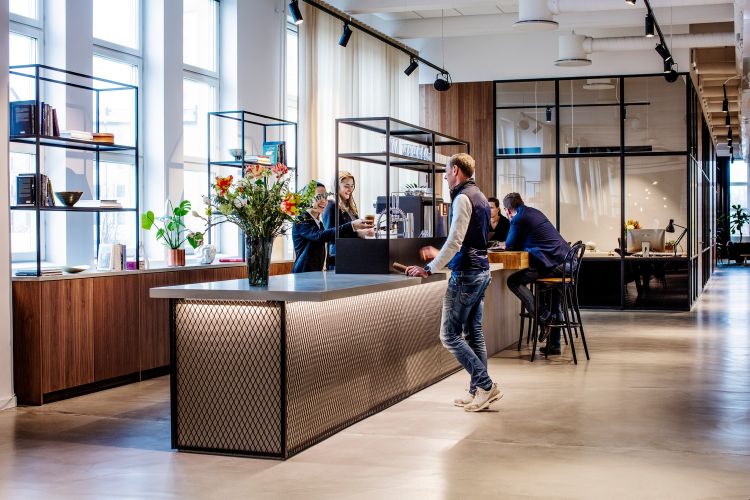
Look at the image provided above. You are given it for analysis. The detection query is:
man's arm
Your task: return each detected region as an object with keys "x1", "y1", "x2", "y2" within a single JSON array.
[
  {"x1": 504, "y1": 216, "x2": 523, "y2": 250},
  {"x1": 425, "y1": 194, "x2": 472, "y2": 273}
]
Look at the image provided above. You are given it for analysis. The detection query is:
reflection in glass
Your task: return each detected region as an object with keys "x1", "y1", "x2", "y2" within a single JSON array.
[
  {"x1": 496, "y1": 158, "x2": 556, "y2": 222},
  {"x1": 559, "y1": 78, "x2": 620, "y2": 153},
  {"x1": 560, "y1": 157, "x2": 620, "y2": 251},
  {"x1": 625, "y1": 155, "x2": 687, "y2": 249},
  {"x1": 625, "y1": 76, "x2": 686, "y2": 152},
  {"x1": 496, "y1": 81, "x2": 555, "y2": 156}
]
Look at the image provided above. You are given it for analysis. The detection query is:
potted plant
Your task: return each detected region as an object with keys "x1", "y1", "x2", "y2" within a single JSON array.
[
  {"x1": 665, "y1": 240, "x2": 676, "y2": 252},
  {"x1": 194, "y1": 163, "x2": 316, "y2": 286},
  {"x1": 141, "y1": 200, "x2": 204, "y2": 267},
  {"x1": 726, "y1": 204, "x2": 750, "y2": 264}
]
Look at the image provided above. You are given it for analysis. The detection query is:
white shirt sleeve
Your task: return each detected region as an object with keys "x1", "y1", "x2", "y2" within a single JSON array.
[{"x1": 426, "y1": 194, "x2": 472, "y2": 273}]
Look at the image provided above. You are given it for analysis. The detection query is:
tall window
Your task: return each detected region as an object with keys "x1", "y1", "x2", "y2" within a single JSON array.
[
  {"x1": 93, "y1": 1, "x2": 141, "y2": 251},
  {"x1": 286, "y1": 21, "x2": 299, "y2": 123},
  {"x1": 729, "y1": 160, "x2": 749, "y2": 241},
  {"x1": 183, "y1": 0, "x2": 220, "y2": 250},
  {"x1": 10, "y1": 1, "x2": 43, "y2": 261}
]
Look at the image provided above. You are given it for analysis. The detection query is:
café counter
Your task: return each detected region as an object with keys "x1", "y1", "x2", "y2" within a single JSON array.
[{"x1": 151, "y1": 261, "x2": 525, "y2": 459}]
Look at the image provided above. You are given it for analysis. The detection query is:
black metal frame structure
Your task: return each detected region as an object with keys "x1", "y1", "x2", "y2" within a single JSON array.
[
  {"x1": 334, "y1": 117, "x2": 469, "y2": 274},
  {"x1": 494, "y1": 73, "x2": 710, "y2": 311},
  {"x1": 9, "y1": 64, "x2": 140, "y2": 276},
  {"x1": 206, "y1": 110, "x2": 298, "y2": 256}
]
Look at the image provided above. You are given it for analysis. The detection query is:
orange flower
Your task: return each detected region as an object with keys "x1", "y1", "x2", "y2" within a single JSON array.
[
  {"x1": 280, "y1": 193, "x2": 300, "y2": 217},
  {"x1": 215, "y1": 175, "x2": 233, "y2": 196},
  {"x1": 246, "y1": 164, "x2": 271, "y2": 179},
  {"x1": 271, "y1": 162, "x2": 289, "y2": 179}
]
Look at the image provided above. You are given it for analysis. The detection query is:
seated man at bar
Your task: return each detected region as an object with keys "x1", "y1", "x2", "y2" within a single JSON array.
[
  {"x1": 504, "y1": 193, "x2": 570, "y2": 356},
  {"x1": 292, "y1": 182, "x2": 373, "y2": 273},
  {"x1": 406, "y1": 153, "x2": 501, "y2": 412}
]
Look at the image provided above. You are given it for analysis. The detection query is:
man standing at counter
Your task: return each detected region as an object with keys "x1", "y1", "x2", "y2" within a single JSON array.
[
  {"x1": 503, "y1": 193, "x2": 570, "y2": 356},
  {"x1": 406, "y1": 153, "x2": 502, "y2": 412}
]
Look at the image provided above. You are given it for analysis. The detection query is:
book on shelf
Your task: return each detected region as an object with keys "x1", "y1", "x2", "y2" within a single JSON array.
[
  {"x1": 60, "y1": 130, "x2": 94, "y2": 141},
  {"x1": 97, "y1": 243, "x2": 126, "y2": 271},
  {"x1": 15, "y1": 173, "x2": 55, "y2": 207},
  {"x1": 75, "y1": 199, "x2": 122, "y2": 208},
  {"x1": 262, "y1": 141, "x2": 286, "y2": 166},
  {"x1": 244, "y1": 154, "x2": 272, "y2": 165},
  {"x1": 9, "y1": 100, "x2": 61, "y2": 137},
  {"x1": 92, "y1": 132, "x2": 115, "y2": 144},
  {"x1": 218, "y1": 257, "x2": 243, "y2": 263},
  {"x1": 15, "y1": 267, "x2": 63, "y2": 277}
]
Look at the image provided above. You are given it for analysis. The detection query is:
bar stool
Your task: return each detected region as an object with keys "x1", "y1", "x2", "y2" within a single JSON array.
[
  {"x1": 529, "y1": 242, "x2": 589, "y2": 363},
  {"x1": 517, "y1": 290, "x2": 535, "y2": 350}
]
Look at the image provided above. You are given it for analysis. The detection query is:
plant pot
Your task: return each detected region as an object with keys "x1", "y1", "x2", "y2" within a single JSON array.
[
  {"x1": 246, "y1": 234, "x2": 274, "y2": 286},
  {"x1": 167, "y1": 248, "x2": 186, "y2": 267}
]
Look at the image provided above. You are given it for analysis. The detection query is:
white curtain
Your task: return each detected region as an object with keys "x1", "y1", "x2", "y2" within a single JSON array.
[{"x1": 299, "y1": 4, "x2": 419, "y2": 218}]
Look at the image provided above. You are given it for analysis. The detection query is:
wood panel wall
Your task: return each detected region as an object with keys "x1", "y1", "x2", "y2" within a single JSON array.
[
  {"x1": 420, "y1": 82, "x2": 495, "y2": 196},
  {"x1": 13, "y1": 262, "x2": 292, "y2": 405}
]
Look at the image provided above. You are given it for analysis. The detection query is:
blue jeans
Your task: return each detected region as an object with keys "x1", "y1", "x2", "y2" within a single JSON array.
[{"x1": 440, "y1": 269, "x2": 493, "y2": 394}]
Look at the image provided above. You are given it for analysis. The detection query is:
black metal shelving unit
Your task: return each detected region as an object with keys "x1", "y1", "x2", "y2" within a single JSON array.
[
  {"x1": 334, "y1": 116, "x2": 469, "y2": 274},
  {"x1": 9, "y1": 64, "x2": 139, "y2": 276},
  {"x1": 206, "y1": 110, "x2": 298, "y2": 253}
]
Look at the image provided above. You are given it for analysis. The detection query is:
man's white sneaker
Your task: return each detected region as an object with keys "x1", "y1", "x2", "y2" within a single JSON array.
[
  {"x1": 453, "y1": 391, "x2": 475, "y2": 407},
  {"x1": 464, "y1": 383, "x2": 502, "y2": 412}
]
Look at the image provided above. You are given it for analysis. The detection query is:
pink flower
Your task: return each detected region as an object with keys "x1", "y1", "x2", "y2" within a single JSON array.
[
  {"x1": 271, "y1": 162, "x2": 289, "y2": 179},
  {"x1": 246, "y1": 164, "x2": 271, "y2": 179}
]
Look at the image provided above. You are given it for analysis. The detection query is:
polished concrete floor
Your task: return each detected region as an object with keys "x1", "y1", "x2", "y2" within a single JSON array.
[{"x1": 1, "y1": 267, "x2": 749, "y2": 499}]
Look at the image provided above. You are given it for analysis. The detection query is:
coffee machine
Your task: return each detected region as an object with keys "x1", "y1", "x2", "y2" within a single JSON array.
[{"x1": 374, "y1": 194, "x2": 449, "y2": 238}]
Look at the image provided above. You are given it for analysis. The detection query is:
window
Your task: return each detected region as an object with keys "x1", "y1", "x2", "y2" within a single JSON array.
[
  {"x1": 286, "y1": 22, "x2": 299, "y2": 122},
  {"x1": 93, "y1": 0, "x2": 139, "y2": 51},
  {"x1": 729, "y1": 160, "x2": 749, "y2": 241},
  {"x1": 183, "y1": 0, "x2": 220, "y2": 252},
  {"x1": 10, "y1": 0, "x2": 38, "y2": 20},
  {"x1": 183, "y1": 0, "x2": 219, "y2": 72}
]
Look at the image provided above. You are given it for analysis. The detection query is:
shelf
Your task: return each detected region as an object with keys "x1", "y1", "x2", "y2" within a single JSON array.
[
  {"x1": 337, "y1": 117, "x2": 468, "y2": 147},
  {"x1": 338, "y1": 152, "x2": 446, "y2": 173},
  {"x1": 10, "y1": 135, "x2": 137, "y2": 152},
  {"x1": 11, "y1": 206, "x2": 135, "y2": 213},
  {"x1": 208, "y1": 160, "x2": 253, "y2": 169}
]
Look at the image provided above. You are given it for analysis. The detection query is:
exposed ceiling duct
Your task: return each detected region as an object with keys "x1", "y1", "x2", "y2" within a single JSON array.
[
  {"x1": 584, "y1": 32, "x2": 735, "y2": 52},
  {"x1": 514, "y1": 0, "x2": 558, "y2": 32},
  {"x1": 555, "y1": 31, "x2": 591, "y2": 66}
]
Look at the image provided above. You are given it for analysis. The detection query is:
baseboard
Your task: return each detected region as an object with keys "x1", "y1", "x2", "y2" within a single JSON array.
[{"x1": 0, "y1": 395, "x2": 17, "y2": 411}]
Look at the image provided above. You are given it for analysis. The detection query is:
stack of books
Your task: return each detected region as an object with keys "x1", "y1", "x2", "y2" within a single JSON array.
[
  {"x1": 10, "y1": 100, "x2": 60, "y2": 136},
  {"x1": 15, "y1": 267, "x2": 63, "y2": 277},
  {"x1": 76, "y1": 199, "x2": 122, "y2": 208},
  {"x1": 60, "y1": 130, "x2": 93, "y2": 141},
  {"x1": 16, "y1": 173, "x2": 55, "y2": 206},
  {"x1": 244, "y1": 154, "x2": 272, "y2": 165},
  {"x1": 262, "y1": 141, "x2": 286, "y2": 165}
]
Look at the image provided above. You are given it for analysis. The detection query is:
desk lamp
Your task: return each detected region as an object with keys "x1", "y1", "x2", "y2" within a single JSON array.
[{"x1": 665, "y1": 219, "x2": 687, "y2": 256}]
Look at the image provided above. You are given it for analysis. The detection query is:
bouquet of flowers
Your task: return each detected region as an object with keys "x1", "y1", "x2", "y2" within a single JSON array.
[
  {"x1": 625, "y1": 219, "x2": 641, "y2": 231},
  {"x1": 194, "y1": 162, "x2": 317, "y2": 285}
]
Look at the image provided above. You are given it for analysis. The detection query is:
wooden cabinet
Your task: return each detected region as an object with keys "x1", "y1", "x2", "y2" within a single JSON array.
[{"x1": 12, "y1": 263, "x2": 291, "y2": 405}]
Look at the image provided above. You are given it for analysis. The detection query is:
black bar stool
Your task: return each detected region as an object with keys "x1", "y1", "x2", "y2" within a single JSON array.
[{"x1": 529, "y1": 242, "x2": 589, "y2": 363}]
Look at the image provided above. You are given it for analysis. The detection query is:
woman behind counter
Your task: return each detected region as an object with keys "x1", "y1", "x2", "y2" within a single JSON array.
[
  {"x1": 322, "y1": 170, "x2": 361, "y2": 271},
  {"x1": 487, "y1": 196, "x2": 510, "y2": 242},
  {"x1": 292, "y1": 182, "x2": 372, "y2": 273}
]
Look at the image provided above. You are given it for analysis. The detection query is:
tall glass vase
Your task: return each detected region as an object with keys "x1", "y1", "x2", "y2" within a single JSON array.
[{"x1": 245, "y1": 234, "x2": 274, "y2": 286}]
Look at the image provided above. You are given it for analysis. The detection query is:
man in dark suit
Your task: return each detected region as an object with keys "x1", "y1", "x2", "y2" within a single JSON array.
[
  {"x1": 292, "y1": 183, "x2": 372, "y2": 273},
  {"x1": 504, "y1": 193, "x2": 570, "y2": 355}
]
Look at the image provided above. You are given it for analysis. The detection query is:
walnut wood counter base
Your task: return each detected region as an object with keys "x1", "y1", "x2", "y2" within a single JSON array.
[{"x1": 156, "y1": 272, "x2": 461, "y2": 459}]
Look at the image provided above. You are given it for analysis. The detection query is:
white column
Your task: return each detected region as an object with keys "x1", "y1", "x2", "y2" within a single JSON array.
[
  {"x1": 0, "y1": 1, "x2": 15, "y2": 410},
  {"x1": 143, "y1": 0, "x2": 184, "y2": 261}
]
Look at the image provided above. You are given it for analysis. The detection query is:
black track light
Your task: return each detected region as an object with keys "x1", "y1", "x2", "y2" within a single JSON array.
[
  {"x1": 722, "y1": 98, "x2": 729, "y2": 113},
  {"x1": 404, "y1": 57, "x2": 419, "y2": 76},
  {"x1": 434, "y1": 72, "x2": 452, "y2": 92},
  {"x1": 725, "y1": 114, "x2": 731, "y2": 126},
  {"x1": 728, "y1": 136, "x2": 733, "y2": 147},
  {"x1": 625, "y1": 0, "x2": 636, "y2": 4},
  {"x1": 645, "y1": 14, "x2": 655, "y2": 38},
  {"x1": 338, "y1": 23, "x2": 352, "y2": 47},
  {"x1": 545, "y1": 106, "x2": 552, "y2": 123},
  {"x1": 289, "y1": 0, "x2": 303, "y2": 25},
  {"x1": 655, "y1": 43, "x2": 672, "y2": 63}
]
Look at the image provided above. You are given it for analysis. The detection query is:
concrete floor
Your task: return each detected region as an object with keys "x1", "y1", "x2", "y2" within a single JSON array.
[{"x1": 1, "y1": 267, "x2": 749, "y2": 499}]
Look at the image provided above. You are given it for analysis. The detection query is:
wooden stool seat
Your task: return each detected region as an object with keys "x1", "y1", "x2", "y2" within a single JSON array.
[{"x1": 536, "y1": 277, "x2": 574, "y2": 284}]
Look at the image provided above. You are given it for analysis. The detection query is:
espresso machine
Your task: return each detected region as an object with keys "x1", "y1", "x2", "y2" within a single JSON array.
[{"x1": 374, "y1": 194, "x2": 449, "y2": 238}]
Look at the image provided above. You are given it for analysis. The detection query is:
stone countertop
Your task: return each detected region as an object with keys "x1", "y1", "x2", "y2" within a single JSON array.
[{"x1": 150, "y1": 271, "x2": 447, "y2": 302}]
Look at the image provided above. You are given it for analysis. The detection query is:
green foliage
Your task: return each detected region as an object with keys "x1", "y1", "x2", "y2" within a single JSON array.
[
  {"x1": 728, "y1": 204, "x2": 750, "y2": 244},
  {"x1": 141, "y1": 199, "x2": 203, "y2": 249}
]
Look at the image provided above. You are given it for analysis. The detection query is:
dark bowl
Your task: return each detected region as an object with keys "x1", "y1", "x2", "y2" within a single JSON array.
[{"x1": 55, "y1": 191, "x2": 83, "y2": 207}]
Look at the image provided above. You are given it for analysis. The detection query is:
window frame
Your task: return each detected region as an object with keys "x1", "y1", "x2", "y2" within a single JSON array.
[
  {"x1": 92, "y1": 0, "x2": 141, "y2": 55},
  {"x1": 9, "y1": 0, "x2": 42, "y2": 29},
  {"x1": 729, "y1": 160, "x2": 750, "y2": 243}
]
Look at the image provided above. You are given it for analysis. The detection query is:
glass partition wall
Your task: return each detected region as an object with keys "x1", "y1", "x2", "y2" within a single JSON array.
[{"x1": 495, "y1": 75, "x2": 704, "y2": 310}]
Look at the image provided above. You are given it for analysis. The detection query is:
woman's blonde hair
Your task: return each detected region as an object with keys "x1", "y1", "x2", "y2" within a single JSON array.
[{"x1": 335, "y1": 170, "x2": 359, "y2": 217}]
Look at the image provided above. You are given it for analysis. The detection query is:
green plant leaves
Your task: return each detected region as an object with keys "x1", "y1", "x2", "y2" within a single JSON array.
[{"x1": 141, "y1": 211, "x2": 155, "y2": 230}]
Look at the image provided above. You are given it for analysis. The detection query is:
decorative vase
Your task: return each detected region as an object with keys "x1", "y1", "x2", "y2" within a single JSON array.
[
  {"x1": 245, "y1": 235, "x2": 274, "y2": 286},
  {"x1": 198, "y1": 243, "x2": 217, "y2": 264},
  {"x1": 167, "y1": 248, "x2": 186, "y2": 267}
]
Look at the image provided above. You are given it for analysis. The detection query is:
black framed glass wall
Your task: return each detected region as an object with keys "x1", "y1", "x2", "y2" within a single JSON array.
[{"x1": 495, "y1": 74, "x2": 697, "y2": 311}]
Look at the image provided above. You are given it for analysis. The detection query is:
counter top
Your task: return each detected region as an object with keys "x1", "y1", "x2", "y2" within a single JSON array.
[{"x1": 150, "y1": 271, "x2": 446, "y2": 302}]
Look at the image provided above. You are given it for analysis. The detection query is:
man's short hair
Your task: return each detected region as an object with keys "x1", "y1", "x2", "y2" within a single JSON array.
[
  {"x1": 315, "y1": 181, "x2": 326, "y2": 189},
  {"x1": 487, "y1": 197, "x2": 500, "y2": 209},
  {"x1": 502, "y1": 193, "x2": 524, "y2": 210},
  {"x1": 449, "y1": 153, "x2": 475, "y2": 178}
]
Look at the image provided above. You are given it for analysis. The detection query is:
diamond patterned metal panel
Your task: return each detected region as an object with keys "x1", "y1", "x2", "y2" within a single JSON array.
[
  {"x1": 285, "y1": 280, "x2": 458, "y2": 455},
  {"x1": 173, "y1": 300, "x2": 283, "y2": 456}
]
